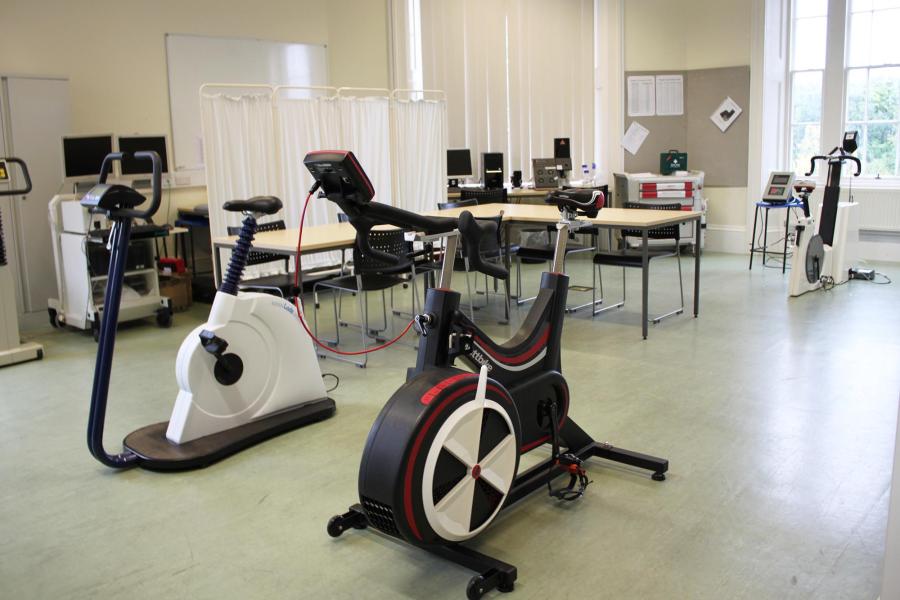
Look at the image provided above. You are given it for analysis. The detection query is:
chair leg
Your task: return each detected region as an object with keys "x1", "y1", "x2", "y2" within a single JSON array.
[
  {"x1": 592, "y1": 265, "x2": 626, "y2": 316},
  {"x1": 464, "y1": 258, "x2": 475, "y2": 321},
  {"x1": 357, "y1": 278, "x2": 368, "y2": 367},
  {"x1": 650, "y1": 252, "x2": 685, "y2": 325}
]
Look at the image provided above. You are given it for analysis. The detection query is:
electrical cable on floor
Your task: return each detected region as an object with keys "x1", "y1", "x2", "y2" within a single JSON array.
[
  {"x1": 871, "y1": 272, "x2": 892, "y2": 285},
  {"x1": 322, "y1": 373, "x2": 340, "y2": 393}
]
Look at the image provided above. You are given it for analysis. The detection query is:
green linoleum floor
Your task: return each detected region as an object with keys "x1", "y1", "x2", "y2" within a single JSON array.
[{"x1": 1, "y1": 253, "x2": 898, "y2": 599}]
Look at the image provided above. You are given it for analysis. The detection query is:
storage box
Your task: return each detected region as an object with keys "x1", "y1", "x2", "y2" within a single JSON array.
[{"x1": 158, "y1": 270, "x2": 193, "y2": 312}]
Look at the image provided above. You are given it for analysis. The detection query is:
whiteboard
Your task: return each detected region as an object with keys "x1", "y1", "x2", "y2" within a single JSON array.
[{"x1": 165, "y1": 34, "x2": 327, "y2": 174}]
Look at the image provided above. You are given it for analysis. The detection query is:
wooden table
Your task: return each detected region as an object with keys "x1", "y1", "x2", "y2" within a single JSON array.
[{"x1": 211, "y1": 204, "x2": 702, "y2": 338}]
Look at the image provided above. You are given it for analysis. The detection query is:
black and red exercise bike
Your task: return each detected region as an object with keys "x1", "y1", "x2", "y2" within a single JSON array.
[{"x1": 304, "y1": 151, "x2": 668, "y2": 599}]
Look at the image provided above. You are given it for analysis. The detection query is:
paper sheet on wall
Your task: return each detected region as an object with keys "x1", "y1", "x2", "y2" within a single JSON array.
[
  {"x1": 627, "y1": 76, "x2": 655, "y2": 117},
  {"x1": 655, "y1": 75, "x2": 684, "y2": 116},
  {"x1": 710, "y1": 96, "x2": 743, "y2": 132},
  {"x1": 622, "y1": 121, "x2": 650, "y2": 155}
]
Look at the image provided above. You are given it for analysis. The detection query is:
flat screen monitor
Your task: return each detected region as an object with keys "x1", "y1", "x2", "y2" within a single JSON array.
[
  {"x1": 118, "y1": 136, "x2": 169, "y2": 175},
  {"x1": 62, "y1": 135, "x2": 113, "y2": 179},
  {"x1": 447, "y1": 149, "x2": 473, "y2": 177}
]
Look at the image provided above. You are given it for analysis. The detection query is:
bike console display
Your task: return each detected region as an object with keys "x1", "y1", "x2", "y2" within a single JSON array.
[{"x1": 303, "y1": 151, "x2": 374, "y2": 205}]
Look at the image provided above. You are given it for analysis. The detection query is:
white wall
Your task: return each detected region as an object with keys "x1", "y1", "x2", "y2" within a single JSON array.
[
  {"x1": 0, "y1": 0, "x2": 389, "y2": 216},
  {"x1": 625, "y1": 0, "x2": 751, "y2": 72},
  {"x1": 883, "y1": 406, "x2": 900, "y2": 600},
  {"x1": 624, "y1": 0, "x2": 753, "y2": 253}
]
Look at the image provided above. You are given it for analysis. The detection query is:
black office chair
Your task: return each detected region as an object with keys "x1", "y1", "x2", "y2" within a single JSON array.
[
  {"x1": 437, "y1": 199, "x2": 477, "y2": 210},
  {"x1": 460, "y1": 188, "x2": 507, "y2": 204},
  {"x1": 592, "y1": 202, "x2": 684, "y2": 324},
  {"x1": 437, "y1": 199, "x2": 511, "y2": 322},
  {"x1": 312, "y1": 229, "x2": 418, "y2": 367},
  {"x1": 225, "y1": 220, "x2": 296, "y2": 298},
  {"x1": 460, "y1": 212, "x2": 511, "y2": 323}
]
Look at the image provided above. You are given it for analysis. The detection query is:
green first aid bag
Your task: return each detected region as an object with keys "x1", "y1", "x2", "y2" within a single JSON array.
[{"x1": 660, "y1": 150, "x2": 687, "y2": 175}]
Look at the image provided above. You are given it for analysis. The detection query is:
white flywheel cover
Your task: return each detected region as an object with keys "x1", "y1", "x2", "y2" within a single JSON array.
[{"x1": 421, "y1": 398, "x2": 517, "y2": 542}]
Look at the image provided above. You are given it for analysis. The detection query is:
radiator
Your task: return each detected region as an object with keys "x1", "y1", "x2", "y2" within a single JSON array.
[{"x1": 807, "y1": 186, "x2": 900, "y2": 232}]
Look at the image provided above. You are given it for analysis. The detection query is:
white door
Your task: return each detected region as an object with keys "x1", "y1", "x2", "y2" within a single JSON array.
[{"x1": 2, "y1": 76, "x2": 70, "y2": 315}]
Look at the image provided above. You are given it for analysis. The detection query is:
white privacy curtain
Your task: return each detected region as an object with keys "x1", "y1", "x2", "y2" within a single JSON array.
[
  {"x1": 391, "y1": 98, "x2": 446, "y2": 213},
  {"x1": 200, "y1": 92, "x2": 280, "y2": 238},
  {"x1": 339, "y1": 96, "x2": 393, "y2": 205},
  {"x1": 275, "y1": 95, "x2": 343, "y2": 269},
  {"x1": 416, "y1": 0, "x2": 594, "y2": 181},
  {"x1": 201, "y1": 88, "x2": 448, "y2": 272}
]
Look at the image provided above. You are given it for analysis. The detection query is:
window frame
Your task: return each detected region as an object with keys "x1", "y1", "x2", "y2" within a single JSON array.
[{"x1": 784, "y1": 0, "x2": 900, "y2": 183}]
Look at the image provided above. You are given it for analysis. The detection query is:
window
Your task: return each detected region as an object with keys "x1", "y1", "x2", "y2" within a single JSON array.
[
  {"x1": 788, "y1": 0, "x2": 827, "y2": 174},
  {"x1": 786, "y1": 0, "x2": 900, "y2": 179},
  {"x1": 845, "y1": 0, "x2": 900, "y2": 177}
]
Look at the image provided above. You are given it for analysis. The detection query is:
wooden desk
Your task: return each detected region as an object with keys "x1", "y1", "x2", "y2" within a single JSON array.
[{"x1": 211, "y1": 204, "x2": 701, "y2": 338}]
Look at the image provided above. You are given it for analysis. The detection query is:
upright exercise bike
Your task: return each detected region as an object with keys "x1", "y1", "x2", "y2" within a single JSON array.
[
  {"x1": 85, "y1": 151, "x2": 334, "y2": 470},
  {"x1": 0, "y1": 157, "x2": 44, "y2": 366},
  {"x1": 788, "y1": 131, "x2": 862, "y2": 296},
  {"x1": 307, "y1": 151, "x2": 668, "y2": 599}
]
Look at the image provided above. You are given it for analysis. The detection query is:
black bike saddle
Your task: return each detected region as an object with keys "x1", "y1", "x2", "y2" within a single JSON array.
[
  {"x1": 223, "y1": 196, "x2": 283, "y2": 215},
  {"x1": 81, "y1": 184, "x2": 147, "y2": 212},
  {"x1": 545, "y1": 188, "x2": 605, "y2": 218}
]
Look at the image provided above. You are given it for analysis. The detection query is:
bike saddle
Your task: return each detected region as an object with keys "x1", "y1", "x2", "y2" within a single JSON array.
[
  {"x1": 223, "y1": 196, "x2": 283, "y2": 215},
  {"x1": 793, "y1": 180, "x2": 816, "y2": 195},
  {"x1": 545, "y1": 188, "x2": 605, "y2": 218},
  {"x1": 81, "y1": 184, "x2": 147, "y2": 212}
]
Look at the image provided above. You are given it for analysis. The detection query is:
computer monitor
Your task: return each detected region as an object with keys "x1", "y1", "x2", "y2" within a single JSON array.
[
  {"x1": 447, "y1": 149, "x2": 473, "y2": 178},
  {"x1": 62, "y1": 135, "x2": 114, "y2": 179},
  {"x1": 118, "y1": 135, "x2": 170, "y2": 175}
]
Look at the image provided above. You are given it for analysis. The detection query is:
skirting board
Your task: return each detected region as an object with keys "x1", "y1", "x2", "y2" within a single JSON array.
[
  {"x1": 706, "y1": 224, "x2": 900, "y2": 262},
  {"x1": 705, "y1": 225, "x2": 747, "y2": 254}
]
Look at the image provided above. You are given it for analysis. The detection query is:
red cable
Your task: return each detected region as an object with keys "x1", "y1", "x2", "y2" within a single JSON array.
[{"x1": 291, "y1": 190, "x2": 415, "y2": 356}]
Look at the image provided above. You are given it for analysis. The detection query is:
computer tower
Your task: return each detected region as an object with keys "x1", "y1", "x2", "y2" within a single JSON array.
[
  {"x1": 482, "y1": 152, "x2": 504, "y2": 189},
  {"x1": 553, "y1": 137, "x2": 573, "y2": 173}
]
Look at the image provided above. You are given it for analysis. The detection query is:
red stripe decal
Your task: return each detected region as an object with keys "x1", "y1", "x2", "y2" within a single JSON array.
[
  {"x1": 472, "y1": 325, "x2": 549, "y2": 366},
  {"x1": 420, "y1": 373, "x2": 476, "y2": 406},
  {"x1": 403, "y1": 381, "x2": 511, "y2": 541}
]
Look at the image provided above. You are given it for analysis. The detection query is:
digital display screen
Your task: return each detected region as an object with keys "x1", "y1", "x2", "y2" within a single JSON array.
[
  {"x1": 118, "y1": 136, "x2": 169, "y2": 175},
  {"x1": 771, "y1": 174, "x2": 791, "y2": 185},
  {"x1": 447, "y1": 149, "x2": 473, "y2": 177},
  {"x1": 768, "y1": 186, "x2": 784, "y2": 196},
  {"x1": 63, "y1": 135, "x2": 113, "y2": 178}
]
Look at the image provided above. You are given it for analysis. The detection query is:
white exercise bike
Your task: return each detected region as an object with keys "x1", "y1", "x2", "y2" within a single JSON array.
[
  {"x1": 86, "y1": 150, "x2": 334, "y2": 470},
  {"x1": 788, "y1": 131, "x2": 862, "y2": 297},
  {"x1": 0, "y1": 157, "x2": 44, "y2": 367}
]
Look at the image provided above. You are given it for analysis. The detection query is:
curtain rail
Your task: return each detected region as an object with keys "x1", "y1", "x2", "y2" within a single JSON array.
[
  {"x1": 337, "y1": 86, "x2": 391, "y2": 98},
  {"x1": 391, "y1": 89, "x2": 446, "y2": 101}
]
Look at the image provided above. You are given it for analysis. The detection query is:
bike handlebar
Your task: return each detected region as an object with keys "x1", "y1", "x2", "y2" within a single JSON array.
[
  {"x1": 336, "y1": 199, "x2": 509, "y2": 279},
  {"x1": 805, "y1": 153, "x2": 862, "y2": 177},
  {"x1": 98, "y1": 151, "x2": 163, "y2": 219},
  {"x1": 0, "y1": 158, "x2": 33, "y2": 197}
]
